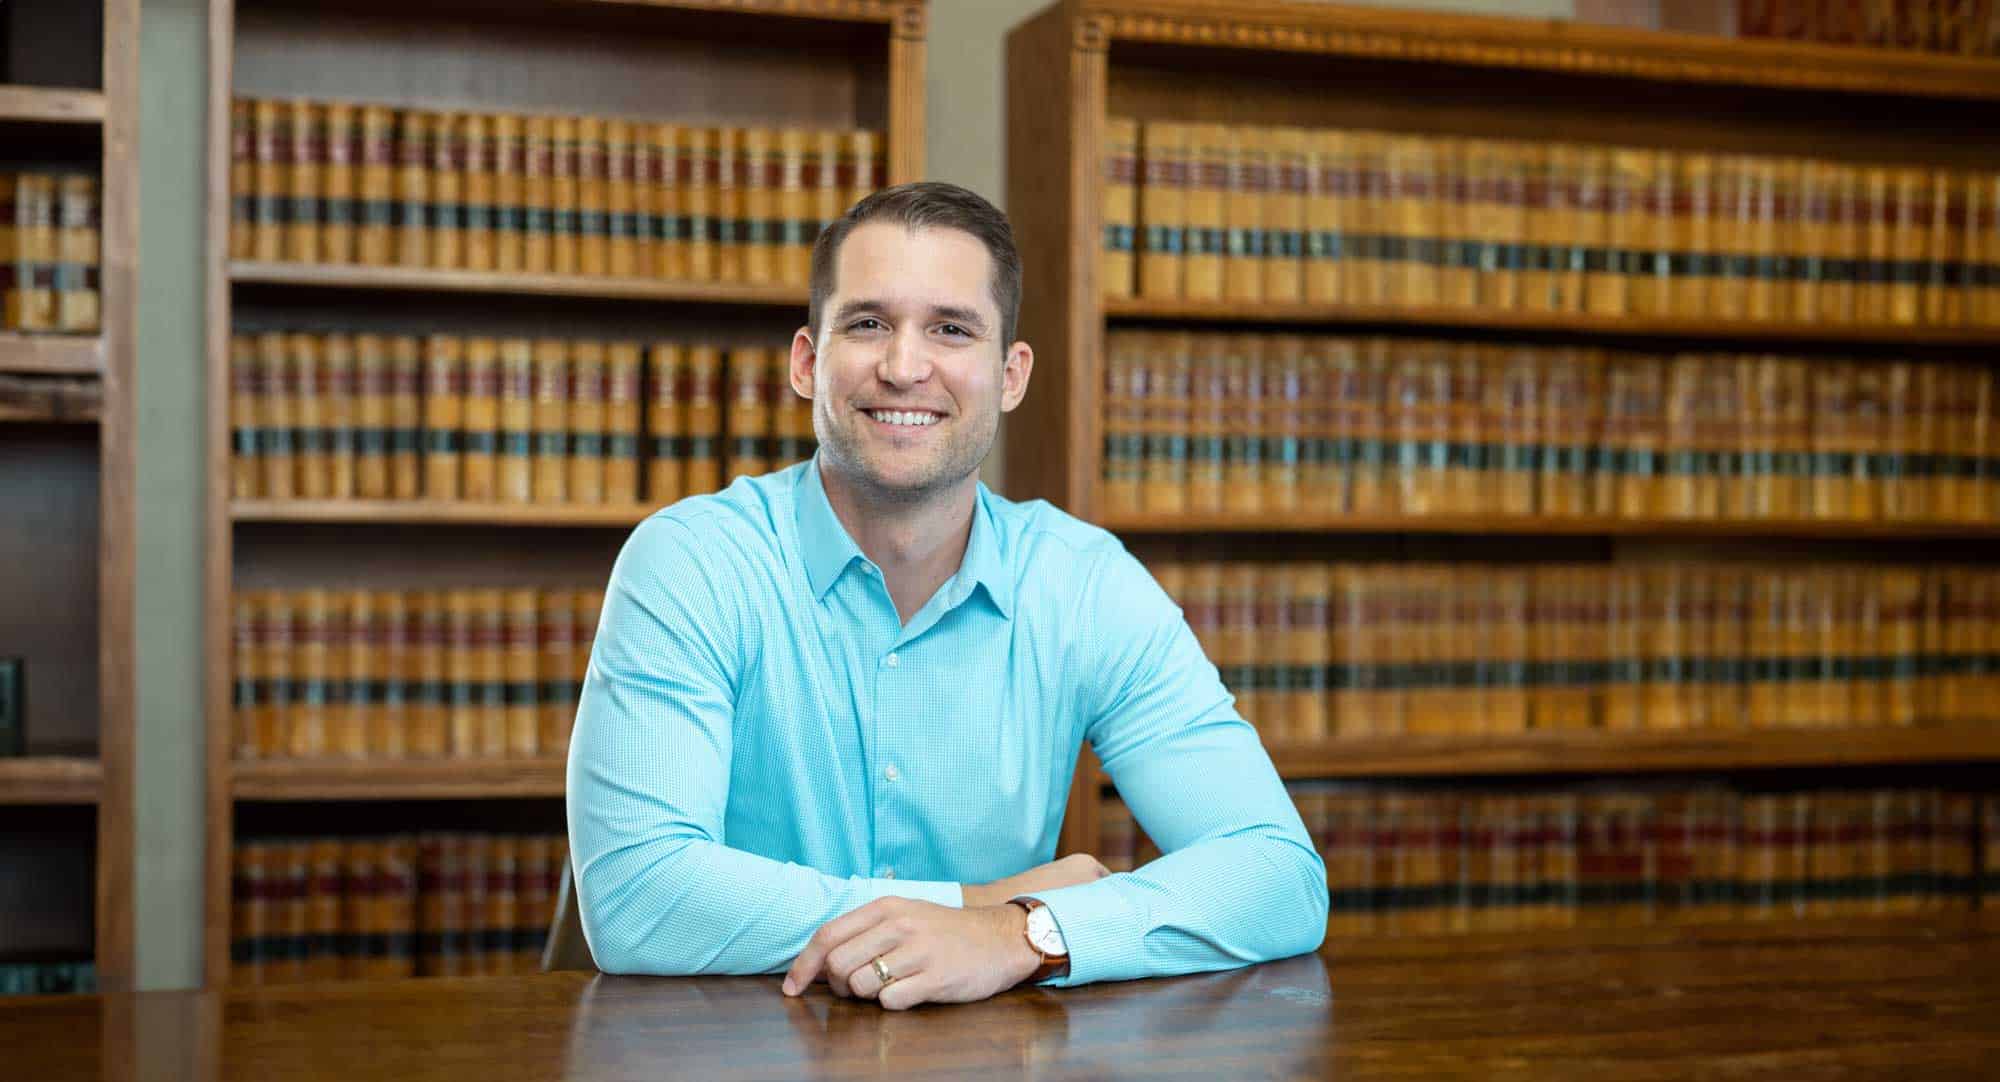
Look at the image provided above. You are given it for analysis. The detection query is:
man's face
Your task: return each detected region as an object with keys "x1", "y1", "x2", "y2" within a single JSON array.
[{"x1": 792, "y1": 222, "x2": 1032, "y2": 502}]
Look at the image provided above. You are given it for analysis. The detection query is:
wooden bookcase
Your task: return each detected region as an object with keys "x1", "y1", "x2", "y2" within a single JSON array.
[
  {"x1": 1006, "y1": 0, "x2": 2000, "y2": 914},
  {"x1": 0, "y1": 0, "x2": 138, "y2": 992},
  {"x1": 201, "y1": 0, "x2": 928, "y2": 985}
]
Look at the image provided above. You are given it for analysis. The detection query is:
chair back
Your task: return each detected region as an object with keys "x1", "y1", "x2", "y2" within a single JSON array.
[{"x1": 541, "y1": 856, "x2": 598, "y2": 972}]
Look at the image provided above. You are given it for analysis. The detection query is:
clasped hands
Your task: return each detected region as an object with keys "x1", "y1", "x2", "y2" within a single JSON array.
[{"x1": 779, "y1": 853, "x2": 1106, "y2": 1010}]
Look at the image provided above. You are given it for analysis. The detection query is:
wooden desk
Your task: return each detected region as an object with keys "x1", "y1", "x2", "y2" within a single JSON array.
[{"x1": 14, "y1": 918, "x2": 2000, "y2": 1080}]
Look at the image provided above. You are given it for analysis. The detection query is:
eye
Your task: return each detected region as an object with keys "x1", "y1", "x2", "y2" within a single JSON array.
[
  {"x1": 938, "y1": 323, "x2": 970, "y2": 338},
  {"x1": 848, "y1": 317, "x2": 885, "y2": 332}
]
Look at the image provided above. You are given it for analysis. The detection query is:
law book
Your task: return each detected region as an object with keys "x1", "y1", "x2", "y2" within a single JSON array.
[
  {"x1": 324, "y1": 594, "x2": 363, "y2": 760},
  {"x1": 568, "y1": 340, "x2": 608, "y2": 503},
  {"x1": 289, "y1": 589, "x2": 332, "y2": 758},
  {"x1": 1458, "y1": 140, "x2": 1506, "y2": 311},
  {"x1": 251, "y1": 592, "x2": 291, "y2": 758},
  {"x1": 285, "y1": 99, "x2": 323, "y2": 264},
  {"x1": 1399, "y1": 568, "x2": 1444, "y2": 735},
  {"x1": 417, "y1": 835, "x2": 468, "y2": 976},
  {"x1": 231, "y1": 843, "x2": 270, "y2": 984},
  {"x1": 685, "y1": 345, "x2": 724, "y2": 495},
  {"x1": 408, "y1": 591, "x2": 449, "y2": 758},
  {"x1": 1183, "y1": 561, "x2": 1224, "y2": 701},
  {"x1": 230, "y1": 99, "x2": 257, "y2": 261},
  {"x1": 605, "y1": 341, "x2": 644, "y2": 501},
  {"x1": 1098, "y1": 332, "x2": 1143, "y2": 515},
  {"x1": 1182, "y1": 337, "x2": 1225, "y2": 513},
  {"x1": 1853, "y1": 165, "x2": 1895, "y2": 324},
  {"x1": 346, "y1": 335, "x2": 389, "y2": 500},
  {"x1": 500, "y1": 590, "x2": 539, "y2": 759},
  {"x1": 1, "y1": 173, "x2": 53, "y2": 331},
  {"x1": 1217, "y1": 564, "x2": 1260, "y2": 733},
  {"x1": 321, "y1": 334, "x2": 358, "y2": 500},
  {"x1": 531, "y1": 338, "x2": 570, "y2": 505},
  {"x1": 1255, "y1": 564, "x2": 1293, "y2": 741},
  {"x1": 1346, "y1": 131, "x2": 1391, "y2": 306},
  {"x1": 725, "y1": 346, "x2": 774, "y2": 480},
  {"x1": 443, "y1": 592, "x2": 478, "y2": 756},
  {"x1": 483, "y1": 838, "x2": 523, "y2": 974},
  {"x1": 646, "y1": 342, "x2": 688, "y2": 505},
  {"x1": 491, "y1": 113, "x2": 525, "y2": 273},
  {"x1": 497, "y1": 338, "x2": 535, "y2": 504},
  {"x1": 1581, "y1": 146, "x2": 1630, "y2": 317},
  {"x1": 538, "y1": 591, "x2": 575, "y2": 758},
  {"x1": 1886, "y1": 166, "x2": 1929, "y2": 325},
  {"x1": 1182, "y1": 123, "x2": 1228, "y2": 302},
  {"x1": 421, "y1": 335, "x2": 464, "y2": 501},
  {"x1": 394, "y1": 109, "x2": 432, "y2": 267},
  {"x1": 680, "y1": 126, "x2": 717, "y2": 281},
  {"x1": 232, "y1": 592, "x2": 261, "y2": 758},
  {"x1": 1972, "y1": 173, "x2": 1999, "y2": 325},
  {"x1": 713, "y1": 127, "x2": 746, "y2": 282},
  {"x1": 1388, "y1": 135, "x2": 1440, "y2": 308},
  {"x1": 1137, "y1": 121, "x2": 1191, "y2": 300},
  {"x1": 604, "y1": 119, "x2": 640, "y2": 279},
  {"x1": 513, "y1": 836, "x2": 555, "y2": 973},
  {"x1": 840, "y1": 129, "x2": 881, "y2": 220},
  {"x1": 1303, "y1": 129, "x2": 1346, "y2": 306},
  {"x1": 372, "y1": 592, "x2": 409, "y2": 759},
  {"x1": 355, "y1": 105, "x2": 395, "y2": 266},
  {"x1": 1262, "y1": 334, "x2": 1305, "y2": 513},
  {"x1": 1742, "y1": 157, "x2": 1782, "y2": 322},
  {"x1": 808, "y1": 128, "x2": 844, "y2": 263},
  {"x1": 1490, "y1": 141, "x2": 1533, "y2": 313},
  {"x1": 1923, "y1": 170, "x2": 1966, "y2": 327},
  {"x1": 769, "y1": 347, "x2": 813, "y2": 469},
  {"x1": 230, "y1": 335, "x2": 261, "y2": 499},
  {"x1": 575, "y1": 116, "x2": 609, "y2": 277},
  {"x1": 460, "y1": 337, "x2": 501, "y2": 502},
  {"x1": 368, "y1": 839, "x2": 421, "y2": 979},
  {"x1": 1142, "y1": 331, "x2": 1192, "y2": 514},
  {"x1": 459, "y1": 113, "x2": 495, "y2": 272},
  {"x1": 521, "y1": 114, "x2": 555, "y2": 274},
  {"x1": 549, "y1": 115, "x2": 581, "y2": 275},
  {"x1": 320, "y1": 102, "x2": 358, "y2": 264},
  {"x1": 740, "y1": 127, "x2": 779, "y2": 284},
  {"x1": 1100, "y1": 116, "x2": 1139, "y2": 300},
  {"x1": 41, "y1": 172, "x2": 91, "y2": 332},
  {"x1": 633, "y1": 124, "x2": 670, "y2": 279},
  {"x1": 251, "y1": 99, "x2": 286, "y2": 263},
  {"x1": 1523, "y1": 144, "x2": 1570, "y2": 314},
  {"x1": 776, "y1": 128, "x2": 812, "y2": 287},
  {"x1": 428, "y1": 111, "x2": 466, "y2": 270},
  {"x1": 290, "y1": 333, "x2": 328, "y2": 500},
  {"x1": 380, "y1": 335, "x2": 420, "y2": 500},
  {"x1": 1286, "y1": 563, "x2": 1333, "y2": 744},
  {"x1": 1221, "y1": 125, "x2": 1266, "y2": 304},
  {"x1": 304, "y1": 839, "x2": 344, "y2": 979}
]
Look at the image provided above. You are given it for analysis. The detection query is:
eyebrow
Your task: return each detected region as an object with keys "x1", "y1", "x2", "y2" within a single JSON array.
[{"x1": 831, "y1": 299, "x2": 990, "y2": 335}]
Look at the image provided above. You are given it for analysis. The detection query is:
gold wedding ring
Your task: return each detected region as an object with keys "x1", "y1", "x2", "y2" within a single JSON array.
[{"x1": 871, "y1": 956, "x2": 895, "y2": 986}]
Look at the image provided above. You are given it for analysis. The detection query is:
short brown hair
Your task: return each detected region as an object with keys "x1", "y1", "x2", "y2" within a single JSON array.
[{"x1": 808, "y1": 181, "x2": 1023, "y2": 348}]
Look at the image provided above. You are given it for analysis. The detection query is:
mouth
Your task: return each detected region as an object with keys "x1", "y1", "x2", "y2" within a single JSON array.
[{"x1": 861, "y1": 408, "x2": 945, "y2": 429}]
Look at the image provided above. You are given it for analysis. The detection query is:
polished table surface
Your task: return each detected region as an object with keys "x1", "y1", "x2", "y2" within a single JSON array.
[{"x1": 15, "y1": 917, "x2": 2000, "y2": 1081}]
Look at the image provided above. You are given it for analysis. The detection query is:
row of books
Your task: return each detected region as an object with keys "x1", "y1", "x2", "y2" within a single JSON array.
[
  {"x1": 229, "y1": 97, "x2": 884, "y2": 283},
  {"x1": 1139, "y1": 560, "x2": 2000, "y2": 739},
  {"x1": 229, "y1": 832, "x2": 566, "y2": 984},
  {"x1": 0, "y1": 172, "x2": 99, "y2": 333},
  {"x1": 229, "y1": 332, "x2": 813, "y2": 506},
  {"x1": 231, "y1": 588, "x2": 602, "y2": 762},
  {"x1": 1100, "y1": 332, "x2": 2000, "y2": 522},
  {"x1": 1102, "y1": 786, "x2": 1993, "y2": 935},
  {"x1": 1736, "y1": 0, "x2": 2000, "y2": 55},
  {"x1": 1100, "y1": 120, "x2": 2000, "y2": 326},
  {"x1": 0, "y1": 961, "x2": 96, "y2": 997}
]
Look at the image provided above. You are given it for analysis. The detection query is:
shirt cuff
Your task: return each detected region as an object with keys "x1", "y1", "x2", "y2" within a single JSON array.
[
  {"x1": 1021, "y1": 877, "x2": 1134, "y2": 987},
  {"x1": 866, "y1": 877, "x2": 964, "y2": 909}
]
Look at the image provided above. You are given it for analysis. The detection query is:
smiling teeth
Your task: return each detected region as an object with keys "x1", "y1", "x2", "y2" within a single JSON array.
[{"x1": 870, "y1": 410, "x2": 938, "y2": 426}]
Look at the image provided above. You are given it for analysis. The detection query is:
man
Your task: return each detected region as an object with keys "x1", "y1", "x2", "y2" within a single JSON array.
[{"x1": 568, "y1": 182, "x2": 1326, "y2": 1010}]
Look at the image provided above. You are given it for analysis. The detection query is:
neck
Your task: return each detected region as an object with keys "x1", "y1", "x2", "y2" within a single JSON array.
[{"x1": 817, "y1": 458, "x2": 978, "y2": 625}]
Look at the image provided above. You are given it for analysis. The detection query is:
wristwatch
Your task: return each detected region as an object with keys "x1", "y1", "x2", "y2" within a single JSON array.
[{"x1": 1007, "y1": 896, "x2": 1071, "y2": 983}]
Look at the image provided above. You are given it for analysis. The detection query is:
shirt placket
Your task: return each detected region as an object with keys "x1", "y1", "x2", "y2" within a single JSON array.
[{"x1": 865, "y1": 579, "x2": 964, "y2": 882}]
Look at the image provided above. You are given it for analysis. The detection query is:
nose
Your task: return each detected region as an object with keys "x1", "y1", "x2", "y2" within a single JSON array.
[{"x1": 876, "y1": 326, "x2": 932, "y2": 389}]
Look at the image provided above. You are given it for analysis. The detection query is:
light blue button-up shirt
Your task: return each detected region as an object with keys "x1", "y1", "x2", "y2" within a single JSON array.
[{"x1": 567, "y1": 457, "x2": 1327, "y2": 985}]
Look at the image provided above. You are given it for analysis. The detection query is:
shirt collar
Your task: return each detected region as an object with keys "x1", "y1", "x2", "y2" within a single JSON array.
[{"x1": 793, "y1": 456, "x2": 1014, "y2": 621}]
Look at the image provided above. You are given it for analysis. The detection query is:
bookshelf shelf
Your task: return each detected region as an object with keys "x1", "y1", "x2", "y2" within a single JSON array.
[
  {"x1": 0, "y1": 86, "x2": 106, "y2": 125},
  {"x1": 0, "y1": 335, "x2": 102, "y2": 377},
  {"x1": 232, "y1": 500, "x2": 658, "y2": 528},
  {"x1": 231, "y1": 758, "x2": 567, "y2": 801},
  {"x1": 0, "y1": 758, "x2": 103, "y2": 806},
  {"x1": 1098, "y1": 511, "x2": 2000, "y2": 541},
  {"x1": 228, "y1": 262, "x2": 811, "y2": 308},
  {"x1": 1102, "y1": 298, "x2": 2000, "y2": 349}
]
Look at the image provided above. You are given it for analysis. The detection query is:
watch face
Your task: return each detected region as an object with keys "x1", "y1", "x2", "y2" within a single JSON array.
[{"x1": 1026, "y1": 906, "x2": 1068, "y2": 956}]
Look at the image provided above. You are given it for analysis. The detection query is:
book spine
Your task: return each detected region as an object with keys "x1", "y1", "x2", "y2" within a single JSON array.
[
  {"x1": 539, "y1": 591, "x2": 576, "y2": 758},
  {"x1": 386, "y1": 336, "x2": 422, "y2": 500},
  {"x1": 286, "y1": 99, "x2": 322, "y2": 264},
  {"x1": 460, "y1": 338, "x2": 501, "y2": 502},
  {"x1": 503, "y1": 590, "x2": 539, "y2": 758},
  {"x1": 231, "y1": 99, "x2": 257, "y2": 261},
  {"x1": 353, "y1": 335, "x2": 391, "y2": 500},
  {"x1": 444, "y1": 592, "x2": 476, "y2": 757},
  {"x1": 321, "y1": 334, "x2": 357, "y2": 500},
  {"x1": 231, "y1": 334, "x2": 262, "y2": 500},
  {"x1": 422, "y1": 335, "x2": 465, "y2": 501},
  {"x1": 768, "y1": 346, "x2": 813, "y2": 469},
  {"x1": 479, "y1": 592, "x2": 515, "y2": 758},
  {"x1": 252, "y1": 100, "x2": 286, "y2": 263},
  {"x1": 809, "y1": 129, "x2": 844, "y2": 271},
  {"x1": 605, "y1": 341, "x2": 644, "y2": 502},
  {"x1": 522, "y1": 115, "x2": 554, "y2": 274},
  {"x1": 647, "y1": 342, "x2": 687, "y2": 505},
  {"x1": 639, "y1": 124, "x2": 673, "y2": 279},
  {"x1": 460, "y1": 112, "x2": 495, "y2": 272},
  {"x1": 714, "y1": 127, "x2": 745, "y2": 282},
  {"x1": 550, "y1": 116, "x2": 580, "y2": 275},
  {"x1": 685, "y1": 345, "x2": 724, "y2": 495},
  {"x1": 531, "y1": 339, "x2": 570, "y2": 505},
  {"x1": 841, "y1": 129, "x2": 880, "y2": 219},
  {"x1": 290, "y1": 333, "x2": 328, "y2": 500},
  {"x1": 1099, "y1": 332, "x2": 1143, "y2": 515},
  {"x1": 491, "y1": 113, "x2": 525, "y2": 273},
  {"x1": 1183, "y1": 124, "x2": 1227, "y2": 302},
  {"x1": 232, "y1": 592, "x2": 260, "y2": 759},
  {"x1": 1142, "y1": 331, "x2": 1191, "y2": 513},
  {"x1": 740, "y1": 127, "x2": 777, "y2": 284},
  {"x1": 1185, "y1": 335, "x2": 1225, "y2": 512},
  {"x1": 332, "y1": 592, "x2": 368, "y2": 759},
  {"x1": 1223, "y1": 125, "x2": 1265, "y2": 304},
  {"x1": 1348, "y1": 132, "x2": 1390, "y2": 306},
  {"x1": 407, "y1": 593, "x2": 446, "y2": 758},
  {"x1": 292, "y1": 589, "x2": 331, "y2": 758},
  {"x1": 605, "y1": 119, "x2": 638, "y2": 278},
  {"x1": 231, "y1": 843, "x2": 268, "y2": 984},
  {"x1": 395, "y1": 109, "x2": 431, "y2": 267},
  {"x1": 1101, "y1": 117, "x2": 1139, "y2": 301},
  {"x1": 1139, "y1": 122, "x2": 1188, "y2": 300},
  {"x1": 357, "y1": 106, "x2": 395, "y2": 266},
  {"x1": 576, "y1": 116, "x2": 609, "y2": 277},
  {"x1": 725, "y1": 346, "x2": 773, "y2": 480},
  {"x1": 681, "y1": 126, "x2": 716, "y2": 281},
  {"x1": 321, "y1": 102, "x2": 357, "y2": 264},
  {"x1": 430, "y1": 111, "x2": 466, "y2": 270},
  {"x1": 568, "y1": 341, "x2": 607, "y2": 503},
  {"x1": 498, "y1": 338, "x2": 535, "y2": 504},
  {"x1": 375, "y1": 591, "x2": 408, "y2": 759},
  {"x1": 1396, "y1": 135, "x2": 1441, "y2": 308},
  {"x1": 777, "y1": 128, "x2": 812, "y2": 287},
  {"x1": 1523, "y1": 144, "x2": 1565, "y2": 313},
  {"x1": 11, "y1": 174, "x2": 56, "y2": 331},
  {"x1": 1303, "y1": 130, "x2": 1344, "y2": 305}
]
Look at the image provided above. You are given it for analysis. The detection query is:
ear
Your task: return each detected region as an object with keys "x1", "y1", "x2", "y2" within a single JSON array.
[
  {"x1": 999, "y1": 340, "x2": 1034, "y2": 413},
  {"x1": 788, "y1": 325, "x2": 818, "y2": 400}
]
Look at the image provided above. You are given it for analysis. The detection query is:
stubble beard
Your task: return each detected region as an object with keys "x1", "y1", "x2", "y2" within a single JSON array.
[{"x1": 816, "y1": 399, "x2": 995, "y2": 511}]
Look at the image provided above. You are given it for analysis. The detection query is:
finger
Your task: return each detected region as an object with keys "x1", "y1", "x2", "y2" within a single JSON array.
[
  {"x1": 825, "y1": 920, "x2": 913, "y2": 1000},
  {"x1": 845, "y1": 940, "x2": 925, "y2": 1003},
  {"x1": 876, "y1": 967, "x2": 940, "y2": 1012},
  {"x1": 784, "y1": 901, "x2": 894, "y2": 995}
]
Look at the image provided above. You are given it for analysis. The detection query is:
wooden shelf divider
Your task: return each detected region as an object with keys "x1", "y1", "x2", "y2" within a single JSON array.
[
  {"x1": 231, "y1": 758, "x2": 568, "y2": 801},
  {"x1": 0, "y1": 85, "x2": 106, "y2": 124},
  {"x1": 229, "y1": 261, "x2": 810, "y2": 307},
  {"x1": 1103, "y1": 297, "x2": 2000, "y2": 348},
  {"x1": 0, "y1": 334, "x2": 103, "y2": 376},
  {"x1": 232, "y1": 500, "x2": 658, "y2": 528},
  {"x1": 1098, "y1": 510, "x2": 2000, "y2": 540},
  {"x1": 0, "y1": 757, "x2": 104, "y2": 806}
]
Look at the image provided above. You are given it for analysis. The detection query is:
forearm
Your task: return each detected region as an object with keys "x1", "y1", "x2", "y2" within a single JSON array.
[
  {"x1": 576, "y1": 833, "x2": 963, "y2": 976},
  {"x1": 1026, "y1": 828, "x2": 1327, "y2": 987}
]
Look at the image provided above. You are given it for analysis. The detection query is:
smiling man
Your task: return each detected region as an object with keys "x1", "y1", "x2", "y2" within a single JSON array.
[{"x1": 567, "y1": 182, "x2": 1326, "y2": 1009}]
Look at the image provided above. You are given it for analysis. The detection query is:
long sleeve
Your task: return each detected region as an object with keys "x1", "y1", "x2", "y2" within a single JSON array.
[
  {"x1": 1026, "y1": 549, "x2": 1328, "y2": 987},
  {"x1": 566, "y1": 514, "x2": 961, "y2": 976}
]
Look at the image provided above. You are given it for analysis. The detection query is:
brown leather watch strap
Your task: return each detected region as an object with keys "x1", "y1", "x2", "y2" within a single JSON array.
[{"x1": 1007, "y1": 897, "x2": 1071, "y2": 983}]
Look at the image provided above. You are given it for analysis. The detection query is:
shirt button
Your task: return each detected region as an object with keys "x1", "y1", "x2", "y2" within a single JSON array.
[
  {"x1": 884, "y1": 764, "x2": 900, "y2": 783},
  {"x1": 885, "y1": 652, "x2": 900, "y2": 668}
]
